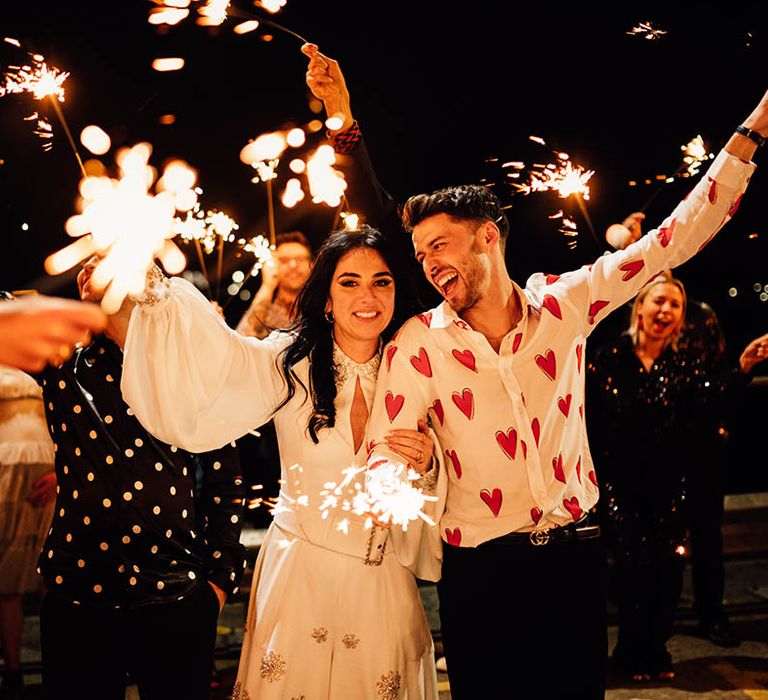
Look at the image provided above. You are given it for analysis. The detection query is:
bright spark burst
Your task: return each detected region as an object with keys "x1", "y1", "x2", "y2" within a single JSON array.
[
  {"x1": 627, "y1": 21, "x2": 668, "y2": 40},
  {"x1": 306, "y1": 144, "x2": 347, "y2": 207},
  {"x1": 681, "y1": 134, "x2": 711, "y2": 176},
  {"x1": 238, "y1": 234, "x2": 274, "y2": 276},
  {"x1": 1, "y1": 50, "x2": 69, "y2": 148},
  {"x1": 1, "y1": 54, "x2": 69, "y2": 101},
  {"x1": 340, "y1": 211, "x2": 360, "y2": 230},
  {"x1": 357, "y1": 460, "x2": 437, "y2": 530},
  {"x1": 281, "y1": 178, "x2": 305, "y2": 208},
  {"x1": 174, "y1": 198, "x2": 239, "y2": 254},
  {"x1": 197, "y1": 0, "x2": 230, "y2": 26},
  {"x1": 259, "y1": 0, "x2": 287, "y2": 12},
  {"x1": 512, "y1": 154, "x2": 594, "y2": 200},
  {"x1": 44, "y1": 143, "x2": 194, "y2": 313}
]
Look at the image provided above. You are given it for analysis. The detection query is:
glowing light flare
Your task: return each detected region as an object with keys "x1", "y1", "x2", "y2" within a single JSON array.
[
  {"x1": 152, "y1": 58, "x2": 185, "y2": 72},
  {"x1": 286, "y1": 128, "x2": 306, "y2": 148},
  {"x1": 3, "y1": 38, "x2": 21, "y2": 47},
  {"x1": 80, "y1": 125, "x2": 111, "y2": 155},
  {"x1": 627, "y1": 21, "x2": 668, "y2": 40},
  {"x1": 240, "y1": 131, "x2": 288, "y2": 165},
  {"x1": 513, "y1": 155, "x2": 594, "y2": 201},
  {"x1": 358, "y1": 461, "x2": 438, "y2": 530},
  {"x1": 289, "y1": 158, "x2": 306, "y2": 174},
  {"x1": 234, "y1": 20, "x2": 260, "y2": 34},
  {"x1": 148, "y1": 7, "x2": 189, "y2": 25},
  {"x1": 239, "y1": 235, "x2": 273, "y2": 276},
  {"x1": 306, "y1": 144, "x2": 347, "y2": 207},
  {"x1": 281, "y1": 178, "x2": 305, "y2": 208},
  {"x1": 259, "y1": 0, "x2": 287, "y2": 12},
  {"x1": 174, "y1": 201, "x2": 239, "y2": 254},
  {"x1": 680, "y1": 135, "x2": 711, "y2": 176},
  {"x1": 325, "y1": 116, "x2": 343, "y2": 131},
  {"x1": 45, "y1": 144, "x2": 195, "y2": 314},
  {"x1": 341, "y1": 211, "x2": 359, "y2": 230},
  {"x1": 197, "y1": 0, "x2": 230, "y2": 25},
  {"x1": 0, "y1": 54, "x2": 69, "y2": 102}
]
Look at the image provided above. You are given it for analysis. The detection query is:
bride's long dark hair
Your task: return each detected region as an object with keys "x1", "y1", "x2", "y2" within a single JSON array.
[{"x1": 276, "y1": 225, "x2": 418, "y2": 443}]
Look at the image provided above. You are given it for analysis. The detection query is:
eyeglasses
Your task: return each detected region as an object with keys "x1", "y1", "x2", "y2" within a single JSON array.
[{"x1": 276, "y1": 255, "x2": 311, "y2": 266}]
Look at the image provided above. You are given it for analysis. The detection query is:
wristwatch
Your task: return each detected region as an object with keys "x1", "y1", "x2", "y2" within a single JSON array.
[{"x1": 735, "y1": 125, "x2": 766, "y2": 147}]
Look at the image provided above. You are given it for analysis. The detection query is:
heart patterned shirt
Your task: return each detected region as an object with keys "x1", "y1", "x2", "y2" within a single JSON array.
[{"x1": 367, "y1": 150, "x2": 755, "y2": 547}]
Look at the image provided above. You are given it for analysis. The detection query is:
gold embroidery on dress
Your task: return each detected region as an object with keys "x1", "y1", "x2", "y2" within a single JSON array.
[
  {"x1": 376, "y1": 670, "x2": 402, "y2": 699},
  {"x1": 232, "y1": 680, "x2": 251, "y2": 700},
  {"x1": 311, "y1": 626, "x2": 328, "y2": 643},
  {"x1": 342, "y1": 632, "x2": 360, "y2": 649},
  {"x1": 260, "y1": 650, "x2": 287, "y2": 682}
]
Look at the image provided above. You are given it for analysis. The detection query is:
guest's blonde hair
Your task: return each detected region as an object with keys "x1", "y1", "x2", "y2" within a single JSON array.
[{"x1": 628, "y1": 276, "x2": 687, "y2": 352}]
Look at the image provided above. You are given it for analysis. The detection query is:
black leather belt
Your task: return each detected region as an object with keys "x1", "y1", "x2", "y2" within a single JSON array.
[{"x1": 485, "y1": 518, "x2": 601, "y2": 547}]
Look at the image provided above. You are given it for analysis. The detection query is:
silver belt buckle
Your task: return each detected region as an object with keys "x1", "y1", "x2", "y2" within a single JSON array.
[{"x1": 529, "y1": 529, "x2": 550, "y2": 546}]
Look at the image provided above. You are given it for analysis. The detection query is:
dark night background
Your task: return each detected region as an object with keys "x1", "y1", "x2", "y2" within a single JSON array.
[{"x1": 1, "y1": 1, "x2": 767, "y2": 357}]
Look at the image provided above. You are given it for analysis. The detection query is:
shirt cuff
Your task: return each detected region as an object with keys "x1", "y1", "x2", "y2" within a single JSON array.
[
  {"x1": 710, "y1": 149, "x2": 757, "y2": 187},
  {"x1": 328, "y1": 120, "x2": 361, "y2": 154}
]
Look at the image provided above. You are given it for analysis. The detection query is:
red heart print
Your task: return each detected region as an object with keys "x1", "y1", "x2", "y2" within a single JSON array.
[
  {"x1": 366, "y1": 439, "x2": 375, "y2": 456},
  {"x1": 453, "y1": 319, "x2": 470, "y2": 330},
  {"x1": 391, "y1": 328, "x2": 400, "y2": 343},
  {"x1": 729, "y1": 194, "x2": 743, "y2": 217},
  {"x1": 452, "y1": 348, "x2": 477, "y2": 372},
  {"x1": 452, "y1": 388, "x2": 474, "y2": 420},
  {"x1": 588, "y1": 470, "x2": 598, "y2": 487},
  {"x1": 480, "y1": 488, "x2": 503, "y2": 517},
  {"x1": 553, "y1": 453, "x2": 566, "y2": 483},
  {"x1": 417, "y1": 312, "x2": 432, "y2": 328},
  {"x1": 542, "y1": 294, "x2": 562, "y2": 320},
  {"x1": 557, "y1": 394, "x2": 572, "y2": 417},
  {"x1": 521, "y1": 440, "x2": 527, "y2": 459},
  {"x1": 512, "y1": 332, "x2": 523, "y2": 353},
  {"x1": 657, "y1": 217, "x2": 676, "y2": 248},
  {"x1": 576, "y1": 344, "x2": 583, "y2": 373},
  {"x1": 545, "y1": 273, "x2": 560, "y2": 285},
  {"x1": 619, "y1": 259, "x2": 644, "y2": 281},
  {"x1": 575, "y1": 456, "x2": 582, "y2": 484},
  {"x1": 495, "y1": 428, "x2": 517, "y2": 460},
  {"x1": 445, "y1": 527, "x2": 462, "y2": 546},
  {"x1": 588, "y1": 300, "x2": 609, "y2": 325},
  {"x1": 531, "y1": 418, "x2": 540, "y2": 447},
  {"x1": 386, "y1": 345, "x2": 398, "y2": 371},
  {"x1": 410, "y1": 347, "x2": 432, "y2": 377},
  {"x1": 535, "y1": 349, "x2": 557, "y2": 381},
  {"x1": 563, "y1": 496, "x2": 583, "y2": 521},
  {"x1": 385, "y1": 392, "x2": 404, "y2": 422},
  {"x1": 430, "y1": 399, "x2": 444, "y2": 426},
  {"x1": 445, "y1": 449, "x2": 462, "y2": 479},
  {"x1": 531, "y1": 507, "x2": 542, "y2": 525},
  {"x1": 708, "y1": 177, "x2": 717, "y2": 204}
]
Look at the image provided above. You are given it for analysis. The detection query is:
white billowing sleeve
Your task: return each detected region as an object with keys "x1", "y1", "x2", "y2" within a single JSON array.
[{"x1": 121, "y1": 277, "x2": 290, "y2": 452}]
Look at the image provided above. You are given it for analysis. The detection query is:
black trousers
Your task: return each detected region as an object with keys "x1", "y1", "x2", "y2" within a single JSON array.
[
  {"x1": 687, "y1": 462, "x2": 727, "y2": 626},
  {"x1": 438, "y1": 535, "x2": 607, "y2": 700},
  {"x1": 40, "y1": 583, "x2": 220, "y2": 700}
]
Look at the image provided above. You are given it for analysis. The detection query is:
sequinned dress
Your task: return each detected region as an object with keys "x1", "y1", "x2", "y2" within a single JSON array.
[{"x1": 121, "y1": 277, "x2": 439, "y2": 700}]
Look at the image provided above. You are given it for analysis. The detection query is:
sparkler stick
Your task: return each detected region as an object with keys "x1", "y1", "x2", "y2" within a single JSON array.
[
  {"x1": 573, "y1": 194, "x2": 598, "y2": 246},
  {"x1": 266, "y1": 178, "x2": 276, "y2": 246},
  {"x1": 216, "y1": 235, "x2": 225, "y2": 299},
  {"x1": 193, "y1": 238, "x2": 212, "y2": 298},
  {"x1": 48, "y1": 96, "x2": 86, "y2": 178}
]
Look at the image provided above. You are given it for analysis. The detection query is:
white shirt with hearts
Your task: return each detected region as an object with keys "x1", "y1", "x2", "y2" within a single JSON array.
[{"x1": 367, "y1": 149, "x2": 755, "y2": 547}]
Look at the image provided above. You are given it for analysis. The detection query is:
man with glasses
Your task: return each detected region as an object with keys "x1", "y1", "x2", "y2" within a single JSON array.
[{"x1": 236, "y1": 231, "x2": 313, "y2": 339}]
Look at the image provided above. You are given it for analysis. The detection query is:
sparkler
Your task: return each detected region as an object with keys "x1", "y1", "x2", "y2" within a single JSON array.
[
  {"x1": 0, "y1": 48, "x2": 85, "y2": 174},
  {"x1": 627, "y1": 21, "x2": 668, "y2": 40},
  {"x1": 306, "y1": 144, "x2": 347, "y2": 207},
  {"x1": 637, "y1": 135, "x2": 713, "y2": 212},
  {"x1": 174, "y1": 197, "x2": 239, "y2": 297},
  {"x1": 44, "y1": 143, "x2": 196, "y2": 313},
  {"x1": 509, "y1": 144, "x2": 597, "y2": 245}
]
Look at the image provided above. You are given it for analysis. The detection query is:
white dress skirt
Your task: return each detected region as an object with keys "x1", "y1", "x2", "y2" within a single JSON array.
[{"x1": 121, "y1": 278, "x2": 439, "y2": 700}]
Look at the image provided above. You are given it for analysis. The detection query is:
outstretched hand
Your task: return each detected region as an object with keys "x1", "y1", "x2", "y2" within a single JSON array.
[
  {"x1": 740, "y1": 332, "x2": 768, "y2": 373},
  {"x1": 301, "y1": 43, "x2": 354, "y2": 131}
]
